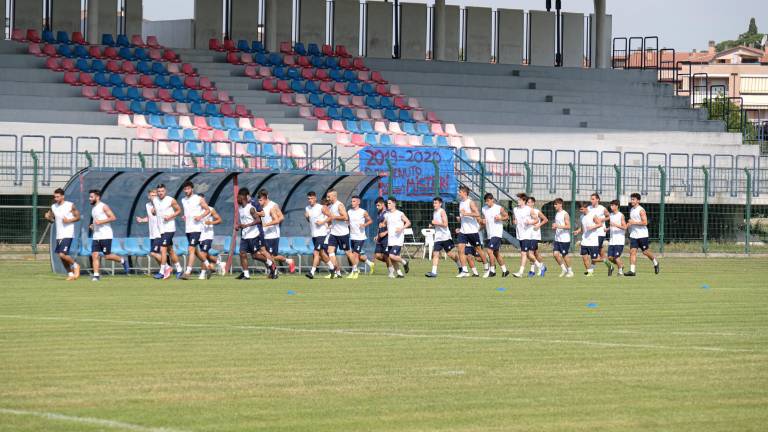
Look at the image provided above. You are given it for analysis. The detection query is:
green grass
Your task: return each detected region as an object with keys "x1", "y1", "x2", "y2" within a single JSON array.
[{"x1": 1, "y1": 257, "x2": 767, "y2": 431}]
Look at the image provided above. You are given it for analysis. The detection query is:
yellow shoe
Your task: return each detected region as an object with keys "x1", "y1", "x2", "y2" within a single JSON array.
[
  {"x1": 368, "y1": 262, "x2": 375, "y2": 275},
  {"x1": 347, "y1": 271, "x2": 359, "y2": 279},
  {"x1": 324, "y1": 273, "x2": 334, "y2": 279}
]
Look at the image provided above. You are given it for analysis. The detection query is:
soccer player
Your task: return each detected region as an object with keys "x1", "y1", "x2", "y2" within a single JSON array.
[
  {"x1": 347, "y1": 195, "x2": 375, "y2": 278},
  {"x1": 511, "y1": 193, "x2": 540, "y2": 278},
  {"x1": 152, "y1": 184, "x2": 184, "y2": 280},
  {"x1": 456, "y1": 185, "x2": 487, "y2": 278},
  {"x1": 625, "y1": 192, "x2": 660, "y2": 276},
  {"x1": 550, "y1": 198, "x2": 574, "y2": 278},
  {"x1": 45, "y1": 188, "x2": 81, "y2": 280},
  {"x1": 88, "y1": 189, "x2": 129, "y2": 281},
  {"x1": 480, "y1": 193, "x2": 510, "y2": 277},
  {"x1": 236, "y1": 188, "x2": 277, "y2": 280},
  {"x1": 574, "y1": 201, "x2": 600, "y2": 277},
  {"x1": 526, "y1": 196, "x2": 548, "y2": 277},
  {"x1": 305, "y1": 191, "x2": 334, "y2": 279},
  {"x1": 384, "y1": 197, "x2": 411, "y2": 278},
  {"x1": 180, "y1": 181, "x2": 211, "y2": 280},
  {"x1": 589, "y1": 193, "x2": 611, "y2": 271},
  {"x1": 425, "y1": 197, "x2": 461, "y2": 278},
  {"x1": 607, "y1": 199, "x2": 627, "y2": 276},
  {"x1": 198, "y1": 195, "x2": 226, "y2": 279},
  {"x1": 135, "y1": 189, "x2": 163, "y2": 269},
  {"x1": 257, "y1": 189, "x2": 294, "y2": 274},
  {"x1": 372, "y1": 197, "x2": 391, "y2": 270}
]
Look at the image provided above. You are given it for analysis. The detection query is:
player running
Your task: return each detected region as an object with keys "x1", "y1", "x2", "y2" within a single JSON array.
[
  {"x1": 607, "y1": 199, "x2": 626, "y2": 276},
  {"x1": 235, "y1": 188, "x2": 277, "y2": 280},
  {"x1": 526, "y1": 196, "x2": 548, "y2": 277},
  {"x1": 480, "y1": 193, "x2": 510, "y2": 278},
  {"x1": 88, "y1": 189, "x2": 129, "y2": 281},
  {"x1": 372, "y1": 197, "x2": 391, "y2": 271},
  {"x1": 305, "y1": 191, "x2": 334, "y2": 279},
  {"x1": 456, "y1": 185, "x2": 487, "y2": 278},
  {"x1": 347, "y1": 195, "x2": 375, "y2": 278},
  {"x1": 180, "y1": 181, "x2": 211, "y2": 280},
  {"x1": 425, "y1": 197, "x2": 461, "y2": 278},
  {"x1": 550, "y1": 198, "x2": 574, "y2": 277},
  {"x1": 45, "y1": 187, "x2": 81, "y2": 280},
  {"x1": 257, "y1": 189, "x2": 295, "y2": 274},
  {"x1": 384, "y1": 197, "x2": 411, "y2": 278},
  {"x1": 152, "y1": 184, "x2": 184, "y2": 280},
  {"x1": 589, "y1": 193, "x2": 611, "y2": 272},
  {"x1": 198, "y1": 195, "x2": 225, "y2": 279},
  {"x1": 575, "y1": 201, "x2": 600, "y2": 277},
  {"x1": 511, "y1": 193, "x2": 540, "y2": 278},
  {"x1": 135, "y1": 189, "x2": 163, "y2": 270},
  {"x1": 625, "y1": 193, "x2": 660, "y2": 276}
]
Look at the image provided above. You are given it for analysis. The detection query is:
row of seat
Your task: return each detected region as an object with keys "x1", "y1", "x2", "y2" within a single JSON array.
[
  {"x1": 13, "y1": 28, "x2": 163, "y2": 49},
  {"x1": 137, "y1": 128, "x2": 287, "y2": 148},
  {"x1": 210, "y1": 39, "x2": 353, "y2": 59},
  {"x1": 281, "y1": 93, "x2": 420, "y2": 110},
  {"x1": 31, "y1": 42, "x2": 181, "y2": 62},
  {"x1": 46, "y1": 57, "x2": 197, "y2": 76},
  {"x1": 119, "y1": 114, "x2": 272, "y2": 132},
  {"x1": 317, "y1": 120, "x2": 461, "y2": 138},
  {"x1": 63, "y1": 71, "x2": 214, "y2": 90},
  {"x1": 299, "y1": 105, "x2": 427, "y2": 124},
  {"x1": 227, "y1": 51, "x2": 369, "y2": 71},
  {"x1": 244, "y1": 64, "x2": 387, "y2": 84},
  {"x1": 84, "y1": 86, "x2": 230, "y2": 104},
  {"x1": 334, "y1": 132, "x2": 454, "y2": 148},
  {"x1": 98, "y1": 99, "x2": 250, "y2": 117},
  {"x1": 262, "y1": 78, "x2": 399, "y2": 97}
]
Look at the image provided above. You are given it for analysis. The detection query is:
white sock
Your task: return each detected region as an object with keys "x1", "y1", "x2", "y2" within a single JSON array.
[
  {"x1": 388, "y1": 266, "x2": 395, "y2": 275},
  {"x1": 500, "y1": 265, "x2": 507, "y2": 272},
  {"x1": 518, "y1": 266, "x2": 524, "y2": 274},
  {"x1": 366, "y1": 259, "x2": 374, "y2": 265},
  {"x1": 243, "y1": 270, "x2": 250, "y2": 277},
  {"x1": 530, "y1": 264, "x2": 535, "y2": 272},
  {"x1": 352, "y1": 264, "x2": 358, "y2": 271},
  {"x1": 185, "y1": 266, "x2": 192, "y2": 274},
  {"x1": 567, "y1": 267, "x2": 573, "y2": 273},
  {"x1": 630, "y1": 264, "x2": 636, "y2": 272},
  {"x1": 175, "y1": 263, "x2": 182, "y2": 272},
  {"x1": 160, "y1": 264, "x2": 167, "y2": 273},
  {"x1": 483, "y1": 263, "x2": 489, "y2": 271},
  {"x1": 401, "y1": 259, "x2": 408, "y2": 265},
  {"x1": 311, "y1": 266, "x2": 316, "y2": 274},
  {"x1": 587, "y1": 268, "x2": 594, "y2": 273},
  {"x1": 461, "y1": 266, "x2": 468, "y2": 273},
  {"x1": 266, "y1": 259, "x2": 273, "y2": 266},
  {"x1": 67, "y1": 272, "x2": 74, "y2": 277},
  {"x1": 328, "y1": 262, "x2": 335, "y2": 270},
  {"x1": 120, "y1": 258, "x2": 125, "y2": 264},
  {"x1": 200, "y1": 270, "x2": 206, "y2": 277},
  {"x1": 431, "y1": 265, "x2": 438, "y2": 274},
  {"x1": 71, "y1": 263, "x2": 78, "y2": 270},
  {"x1": 471, "y1": 268, "x2": 479, "y2": 276},
  {"x1": 204, "y1": 260, "x2": 210, "y2": 267},
  {"x1": 93, "y1": 272, "x2": 100, "y2": 277},
  {"x1": 535, "y1": 260, "x2": 543, "y2": 268},
  {"x1": 397, "y1": 269, "x2": 404, "y2": 276},
  {"x1": 560, "y1": 263, "x2": 567, "y2": 271},
  {"x1": 653, "y1": 258, "x2": 658, "y2": 265}
]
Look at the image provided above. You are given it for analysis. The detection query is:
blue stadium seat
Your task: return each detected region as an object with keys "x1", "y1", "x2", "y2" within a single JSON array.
[
  {"x1": 190, "y1": 102, "x2": 205, "y2": 116},
  {"x1": 91, "y1": 59, "x2": 106, "y2": 73},
  {"x1": 109, "y1": 73, "x2": 124, "y2": 87},
  {"x1": 345, "y1": 120, "x2": 361, "y2": 134},
  {"x1": 207, "y1": 116, "x2": 224, "y2": 130},
  {"x1": 237, "y1": 39, "x2": 251, "y2": 52},
  {"x1": 163, "y1": 115, "x2": 179, "y2": 128},
  {"x1": 151, "y1": 61, "x2": 168, "y2": 75},
  {"x1": 167, "y1": 128, "x2": 183, "y2": 141},
  {"x1": 228, "y1": 129, "x2": 242, "y2": 141},
  {"x1": 187, "y1": 90, "x2": 202, "y2": 104},
  {"x1": 380, "y1": 134, "x2": 393, "y2": 146},
  {"x1": 416, "y1": 123, "x2": 433, "y2": 136},
  {"x1": 116, "y1": 34, "x2": 130, "y2": 47},
  {"x1": 75, "y1": 58, "x2": 91, "y2": 72},
  {"x1": 94, "y1": 72, "x2": 110, "y2": 87},
  {"x1": 205, "y1": 104, "x2": 220, "y2": 117},
  {"x1": 341, "y1": 107, "x2": 356, "y2": 121},
  {"x1": 287, "y1": 67, "x2": 301, "y2": 81},
  {"x1": 290, "y1": 79, "x2": 305, "y2": 94},
  {"x1": 268, "y1": 53, "x2": 283, "y2": 66},
  {"x1": 78, "y1": 239, "x2": 92, "y2": 256},
  {"x1": 380, "y1": 97, "x2": 394, "y2": 110},
  {"x1": 435, "y1": 135, "x2": 449, "y2": 147},
  {"x1": 74, "y1": 45, "x2": 90, "y2": 58},
  {"x1": 398, "y1": 110, "x2": 413, "y2": 123},
  {"x1": 148, "y1": 114, "x2": 165, "y2": 129},
  {"x1": 255, "y1": 53, "x2": 269, "y2": 65},
  {"x1": 364, "y1": 95, "x2": 380, "y2": 109},
  {"x1": 308, "y1": 43, "x2": 321, "y2": 57},
  {"x1": 251, "y1": 41, "x2": 265, "y2": 53},
  {"x1": 111, "y1": 86, "x2": 128, "y2": 100},
  {"x1": 134, "y1": 47, "x2": 149, "y2": 61},
  {"x1": 242, "y1": 131, "x2": 257, "y2": 142},
  {"x1": 310, "y1": 56, "x2": 325, "y2": 68},
  {"x1": 327, "y1": 107, "x2": 342, "y2": 120},
  {"x1": 383, "y1": 109, "x2": 398, "y2": 122},
  {"x1": 123, "y1": 238, "x2": 146, "y2": 257},
  {"x1": 102, "y1": 34, "x2": 116, "y2": 47},
  {"x1": 305, "y1": 80, "x2": 320, "y2": 94},
  {"x1": 343, "y1": 70, "x2": 357, "y2": 82},
  {"x1": 325, "y1": 57, "x2": 339, "y2": 69},
  {"x1": 145, "y1": 101, "x2": 161, "y2": 115},
  {"x1": 137, "y1": 61, "x2": 151, "y2": 75},
  {"x1": 223, "y1": 117, "x2": 239, "y2": 131},
  {"x1": 365, "y1": 133, "x2": 378, "y2": 146},
  {"x1": 323, "y1": 94, "x2": 338, "y2": 108},
  {"x1": 154, "y1": 75, "x2": 170, "y2": 88},
  {"x1": 43, "y1": 30, "x2": 57, "y2": 44},
  {"x1": 56, "y1": 31, "x2": 71, "y2": 45},
  {"x1": 329, "y1": 69, "x2": 344, "y2": 82},
  {"x1": 347, "y1": 82, "x2": 363, "y2": 96},
  {"x1": 111, "y1": 238, "x2": 129, "y2": 256},
  {"x1": 126, "y1": 87, "x2": 142, "y2": 101},
  {"x1": 173, "y1": 237, "x2": 189, "y2": 256},
  {"x1": 171, "y1": 88, "x2": 187, "y2": 103},
  {"x1": 130, "y1": 100, "x2": 145, "y2": 114},
  {"x1": 57, "y1": 44, "x2": 74, "y2": 58},
  {"x1": 118, "y1": 47, "x2": 134, "y2": 60},
  {"x1": 294, "y1": 42, "x2": 307, "y2": 56},
  {"x1": 402, "y1": 122, "x2": 418, "y2": 135},
  {"x1": 422, "y1": 135, "x2": 434, "y2": 146},
  {"x1": 362, "y1": 83, "x2": 376, "y2": 95},
  {"x1": 273, "y1": 66, "x2": 288, "y2": 80},
  {"x1": 169, "y1": 75, "x2": 184, "y2": 89},
  {"x1": 360, "y1": 120, "x2": 374, "y2": 134},
  {"x1": 140, "y1": 238, "x2": 152, "y2": 254}
]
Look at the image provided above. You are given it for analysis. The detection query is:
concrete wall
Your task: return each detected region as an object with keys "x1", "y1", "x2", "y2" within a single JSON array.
[
  {"x1": 400, "y1": 3, "x2": 426, "y2": 60},
  {"x1": 125, "y1": 0, "x2": 142, "y2": 36},
  {"x1": 441, "y1": 5, "x2": 459, "y2": 61},
  {"x1": 366, "y1": 1, "x2": 392, "y2": 58},
  {"x1": 143, "y1": 19, "x2": 193, "y2": 48},
  {"x1": 52, "y1": 0, "x2": 81, "y2": 34},
  {"x1": 14, "y1": 0, "x2": 43, "y2": 31},
  {"x1": 231, "y1": 0, "x2": 259, "y2": 42},
  {"x1": 589, "y1": 13, "x2": 612, "y2": 69},
  {"x1": 465, "y1": 7, "x2": 490, "y2": 63},
  {"x1": 193, "y1": 0, "x2": 222, "y2": 49},
  {"x1": 334, "y1": 0, "x2": 359, "y2": 56},
  {"x1": 265, "y1": 0, "x2": 292, "y2": 51},
  {"x1": 299, "y1": 0, "x2": 325, "y2": 45},
  {"x1": 497, "y1": 9, "x2": 523, "y2": 65},
  {"x1": 529, "y1": 10, "x2": 555, "y2": 67},
  {"x1": 562, "y1": 12, "x2": 584, "y2": 68},
  {"x1": 96, "y1": 0, "x2": 116, "y2": 39}
]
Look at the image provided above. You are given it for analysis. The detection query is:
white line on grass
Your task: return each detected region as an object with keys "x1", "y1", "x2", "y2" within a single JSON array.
[
  {"x1": 0, "y1": 408, "x2": 190, "y2": 432},
  {"x1": 0, "y1": 314, "x2": 763, "y2": 354}
]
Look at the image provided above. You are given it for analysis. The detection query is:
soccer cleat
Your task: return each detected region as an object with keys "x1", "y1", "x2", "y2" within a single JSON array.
[
  {"x1": 585, "y1": 272, "x2": 594, "y2": 277},
  {"x1": 368, "y1": 261, "x2": 375, "y2": 274},
  {"x1": 654, "y1": 263, "x2": 660, "y2": 274},
  {"x1": 559, "y1": 269, "x2": 567, "y2": 278},
  {"x1": 198, "y1": 272, "x2": 206, "y2": 280},
  {"x1": 347, "y1": 271, "x2": 359, "y2": 279},
  {"x1": 396, "y1": 274, "x2": 405, "y2": 278},
  {"x1": 512, "y1": 272, "x2": 523, "y2": 278},
  {"x1": 607, "y1": 265, "x2": 614, "y2": 277},
  {"x1": 403, "y1": 261, "x2": 410, "y2": 274},
  {"x1": 305, "y1": 272, "x2": 315, "y2": 279},
  {"x1": 539, "y1": 265, "x2": 547, "y2": 277},
  {"x1": 91, "y1": 275, "x2": 100, "y2": 282},
  {"x1": 122, "y1": 260, "x2": 130, "y2": 274},
  {"x1": 178, "y1": 272, "x2": 189, "y2": 280},
  {"x1": 153, "y1": 272, "x2": 164, "y2": 279},
  {"x1": 163, "y1": 266, "x2": 173, "y2": 280},
  {"x1": 583, "y1": 271, "x2": 590, "y2": 276},
  {"x1": 482, "y1": 270, "x2": 491, "y2": 278},
  {"x1": 528, "y1": 271, "x2": 536, "y2": 278},
  {"x1": 456, "y1": 272, "x2": 469, "y2": 278},
  {"x1": 624, "y1": 271, "x2": 636, "y2": 277},
  {"x1": 324, "y1": 273, "x2": 335, "y2": 279},
  {"x1": 240, "y1": 275, "x2": 251, "y2": 280},
  {"x1": 502, "y1": 271, "x2": 510, "y2": 278},
  {"x1": 425, "y1": 272, "x2": 437, "y2": 278},
  {"x1": 471, "y1": 273, "x2": 480, "y2": 278},
  {"x1": 236, "y1": 272, "x2": 246, "y2": 280},
  {"x1": 388, "y1": 273, "x2": 396, "y2": 279},
  {"x1": 489, "y1": 271, "x2": 496, "y2": 278},
  {"x1": 565, "y1": 271, "x2": 574, "y2": 278}
]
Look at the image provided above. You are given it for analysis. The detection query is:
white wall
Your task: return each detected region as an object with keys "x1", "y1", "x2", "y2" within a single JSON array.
[{"x1": 144, "y1": 19, "x2": 194, "y2": 49}]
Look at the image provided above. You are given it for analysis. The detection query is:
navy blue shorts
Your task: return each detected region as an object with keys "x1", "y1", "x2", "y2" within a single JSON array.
[
  {"x1": 520, "y1": 239, "x2": 538, "y2": 252},
  {"x1": 553, "y1": 241, "x2": 570, "y2": 256},
  {"x1": 312, "y1": 236, "x2": 329, "y2": 251},
  {"x1": 350, "y1": 239, "x2": 365, "y2": 254},
  {"x1": 597, "y1": 236, "x2": 606, "y2": 249},
  {"x1": 159, "y1": 232, "x2": 174, "y2": 247},
  {"x1": 92, "y1": 239, "x2": 112, "y2": 255},
  {"x1": 55, "y1": 238, "x2": 73, "y2": 254},
  {"x1": 240, "y1": 237, "x2": 261, "y2": 254},
  {"x1": 608, "y1": 245, "x2": 624, "y2": 257},
  {"x1": 264, "y1": 238, "x2": 279, "y2": 255},
  {"x1": 387, "y1": 245, "x2": 402, "y2": 256},
  {"x1": 375, "y1": 240, "x2": 388, "y2": 255},
  {"x1": 200, "y1": 239, "x2": 213, "y2": 253},
  {"x1": 186, "y1": 232, "x2": 201, "y2": 247},
  {"x1": 457, "y1": 232, "x2": 482, "y2": 248},
  {"x1": 486, "y1": 237, "x2": 502, "y2": 252},
  {"x1": 580, "y1": 245, "x2": 599, "y2": 259},
  {"x1": 328, "y1": 234, "x2": 350, "y2": 251},
  {"x1": 433, "y1": 239, "x2": 454, "y2": 252},
  {"x1": 630, "y1": 237, "x2": 650, "y2": 251},
  {"x1": 150, "y1": 238, "x2": 162, "y2": 254}
]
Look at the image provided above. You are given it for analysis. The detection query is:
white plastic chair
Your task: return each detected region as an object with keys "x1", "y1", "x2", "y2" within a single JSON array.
[
  {"x1": 402, "y1": 228, "x2": 423, "y2": 258},
  {"x1": 420, "y1": 228, "x2": 435, "y2": 259}
]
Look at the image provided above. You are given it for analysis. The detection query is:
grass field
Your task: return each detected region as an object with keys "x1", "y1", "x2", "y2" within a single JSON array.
[{"x1": 1, "y1": 257, "x2": 767, "y2": 431}]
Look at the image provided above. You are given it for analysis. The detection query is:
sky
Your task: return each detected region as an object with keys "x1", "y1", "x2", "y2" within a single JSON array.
[{"x1": 143, "y1": 0, "x2": 768, "y2": 52}]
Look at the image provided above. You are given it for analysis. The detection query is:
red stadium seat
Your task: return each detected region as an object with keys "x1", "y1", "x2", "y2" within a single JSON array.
[
  {"x1": 217, "y1": 91, "x2": 230, "y2": 103},
  {"x1": 181, "y1": 63, "x2": 197, "y2": 76},
  {"x1": 116, "y1": 101, "x2": 132, "y2": 114},
  {"x1": 394, "y1": 97, "x2": 409, "y2": 110},
  {"x1": 317, "y1": 119, "x2": 332, "y2": 133},
  {"x1": 426, "y1": 111, "x2": 440, "y2": 123},
  {"x1": 376, "y1": 84, "x2": 391, "y2": 97},
  {"x1": 262, "y1": 78, "x2": 277, "y2": 93},
  {"x1": 199, "y1": 77, "x2": 213, "y2": 90},
  {"x1": 81, "y1": 86, "x2": 98, "y2": 99},
  {"x1": 336, "y1": 45, "x2": 352, "y2": 58},
  {"x1": 279, "y1": 41, "x2": 293, "y2": 54},
  {"x1": 139, "y1": 74, "x2": 156, "y2": 88},
  {"x1": 319, "y1": 81, "x2": 334, "y2": 94},
  {"x1": 209, "y1": 38, "x2": 224, "y2": 51},
  {"x1": 106, "y1": 60, "x2": 121, "y2": 73},
  {"x1": 146, "y1": 36, "x2": 162, "y2": 49},
  {"x1": 27, "y1": 43, "x2": 43, "y2": 56},
  {"x1": 350, "y1": 134, "x2": 365, "y2": 146},
  {"x1": 339, "y1": 57, "x2": 353, "y2": 70},
  {"x1": 297, "y1": 56, "x2": 311, "y2": 68},
  {"x1": 80, "y1": 73, "x2": 95, "y2": 86},
  {"x1": 72, "y1": 31, "x2": 87, "y2": 45},
  {"x1": 298, "y1": 106, "x2": 313, "y2": 119},
  {"x1": 276, "y1": 80, "x2": 292, "y2": 93},
  {"x1": 104, "y1": 46, "x2": 119, "y2": 59},
  {"x1": 313, "y1": 107, "x2": 328, "y2": 120},
  {"x1": 219, "y1": 104, "x2": 235, "y2": 117},
  {"x1": 322, "y1": 44, "x2": 335, "y2": 57},
  {"x1": 131, "y1": 34, "x2": 146, "y2": 47},
  {"x1": 45, "y1": 57, "x2": 62, "y2": 71},
  {"x1": 11, "y1": 29, "x2": 25, "y2": 42},
  {"x1": 283, "y1": 55, "x2": 296, "y2": 67},
  {"x1": 163, "y1": 49, "x2": 180, "y2": 62},
  {"x1": 371, "y1": 71, "x2": 387, "y2": 84},
  {"x1": 26, "y1": 29, "x2": 42, "y2": 43},
  {"x1": 124, "y1": 74, "x2": 138, "y2": 87},
  {"x1": 97, "y1": 86, "x2": 114, "y2": 100},
  {"x1": 336, "y1": 133, "x2": 352, "y2": 146},
  {"x1": 194, "y1": 116, "x2": 211, "y2": 130},
  {"x1": 234, "y1": 105, "x2": 250, "y2": 117},
  {"x1": 158, "y1": 88, "x2": 174, "y2": 102},
  {"x1": 202, "y1": 90, "x2": 218, "y2": 104},
  {"x1": 357, "y1": 70, "x2": 371, "y2": 82},
  {"x1": 223, "y1": 39, "x2": 237, "y2": 52},
  {"x1": 331, "y1": 120, "x2": 346, "y2": 133},
  {"x1": 301, "y1": 68, "x2": 315, "y2": 81},
  {"x1": 148, "y1": 48, "x2": 163, "y2": 61},
  {"x1": 100, "y1": 100, "x2": 117, "y2": 113},
  {"x1": 294, "y1": 93, "x2": 310, "y2": 106},
  {"x1": 280, "y1": 93, "x2": 295, "y2": 106},
  {"x1": 89, "y1": 46, "x2": 104, "y2": 59},
  {"x1": 184, "y1": 76, "x2": 201, "y2": 90},
  {"x1": 333, "y1": 82, "x2": 349, "y2": 95},
  {"x1": 121, "y1": 61, "x2": 136, "y2": 74},
  {"x1": 244, "y1": 65, "x2": 258, "y2": 78},
  {"x1": 41, "y1": 43, "x2": 57, "y2": 57},
  {"x1": 61, "y1": 58, "x2": 76, "y2": 71},
  {"x1": 253, "y1": 117, "x2": 271, "y2": 132},
  {"x1": 142, "y1": 87, "x2": 159, "y2": 101},
  {"x1": 241, "y1": 53, "x2": 254, "y2": 64},
  {"x1": 63, "y1": 71, "x2": 80, "y2": 85},
  {"x1": 431, "y1": 123, "x2": 448, "y2": 136},
  {"x1": 316, "y1": 69, "x2": 330, "y2": 81},
  {"x1": 226, "y1": 52, "x2": 242, "y2": 65},
  {"x1": 353, "y1": 57, "x2": 369, "y2": 71}
]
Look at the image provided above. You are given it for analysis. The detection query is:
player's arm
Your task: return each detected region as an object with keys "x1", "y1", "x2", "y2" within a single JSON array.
[
  {"x1": 526, "y1": 208, "x2": 539, "y2": 225},
  {"x1": 588, "y1": 215, "x2": 601, "y2": 230},
  {"x1": 207, "y1": 208, "x2": 222, "y2": 225},
  {"x1": 553, "y1": 212, "x2": 571, "y2": 230},
  {"x1": 304, "y1": 209, "x2": 310, "y2": 221},
  {"x1": 433, "y1": 209, "x2": 449, "y2": 228},
  {"x1": 466, "y1": 201, "x2": 481, "y2": 218},
  {"x1": 65, "y1": 206, "x2": 81, "y2": 224},
  {"x1": 97, "y1": 204, "x2": 117, "y2": 225},
  {"x1": 263, "y1": 205, "x2": 284, "y2": 227},
  {"x1": 398, "y1": 213, "x2": 412, "y2": 233},
  {"x1": 246, "y1": 207, "x2": 260, "y2": 228},
  {"x1": 44, "y1": 209, "x2": 54, "y2": 222},
  {"x1": 333, "y1": 203, "x2": 349, "y2": 222},
  {"x1": 496, "y1": 207, "x2": 510, "y2": 222},
  {"x1": 168, "y1": 199, "x2": 181, "y2": 220},
  {"x1": 362, "y1": 210, "x2": 373, "y2": 228},
  {"x1": 535, "y1": 211, "x2": 548, "y2": 228},
  {"x1": 195, "y1": 198, "x2": 211, "y2": 221},
  {"x1": 135, "y1": 216, "x2": 148, "y2": 223}
]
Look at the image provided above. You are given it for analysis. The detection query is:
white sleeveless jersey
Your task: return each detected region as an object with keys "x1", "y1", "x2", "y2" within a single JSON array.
[
  {"x1": 432, "y1": 209, "x2": 451, "y2": 242},
  {"x1": 513, "y1": 206, "x2": 532, "y2": 240},
  {"x1": 52, "y1": 201, "x2": 76, "y2": 239},
  {"x1": 145, "y1": 202, "x2": 162, "y2": 239},
  {"x1": 385, "y1": 210, "x2": 405, "y2": 246},
  {"x1": 153, "y1": 196, "x2": 176, "y2": 234},
  {"x1": 181, "y1": 194, "x2": 205, "y2": 233},
  {"x1": 200, "y1": 207, "x2": 215, "y2": 241},
  {"x1": 589, "y1": 204, "x2": 608, "y2": 236},
  {"x1": 554, "y1": 210, "x2": 570, "y2": 242},
  {"x1": 91, "y1": 201, "x2": 113, "y2": 240},
  {"x1": 609, "y1": 212, "x2": 626, "y2": 245},
  {"x1": 482, "y1": 204, "x2": 504, "y2": 239},
  {"x1": 329, "y1": 201, "x2": 350, "y2": 236},
  {"x1": 530, "y1": 209, "x2": 543, "y2": 241},
  {"x1": 239, "y1": 203, "x2": 259, "y2": 239},
  {"x1": 306, "y1": 204, "x2": 329, "y2": 238},
  {"x1": 629, "y1": 205, "x2": 649, "y2": 239},
  {"x1": 261, "y1": 201, "x2": 280, "y2": 239},
  {"x1": 348, "y1": 208, "x2": 367, "y2": 241},
  {"x1": 459, "y1": 199, "x2": 480, "y2": 234},
  {"x1": 580, "y1": 213, "x2": 599, "y2": 247}
]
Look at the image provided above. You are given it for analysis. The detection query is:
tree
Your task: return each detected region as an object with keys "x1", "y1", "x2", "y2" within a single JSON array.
[{"x1": 715, "y1": 18, "x2": 765, "y2": 51}]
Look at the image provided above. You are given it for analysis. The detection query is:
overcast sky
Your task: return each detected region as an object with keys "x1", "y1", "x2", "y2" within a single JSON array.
[{"x1": 143, "y1": 0, "x2": 768, "y2": 52}]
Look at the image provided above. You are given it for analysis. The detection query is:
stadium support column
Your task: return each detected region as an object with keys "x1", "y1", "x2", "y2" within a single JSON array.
[
  {"x1": 52, "y1": 0, "x2": 82, "y2": 34},
  {"x1": 125, "y1": 0, "x2": 142, "y2": 38},
  {"x1": 193, "y1": 0, "x2": 223, "y2": 49},
  {"x1": 434, "y1": 0, "x2": 446, "y2": 61},
  {"x1": 593, "y1": 0, "x2": 608, "y2": 68},
  {"x1": 265, "y1": 0, "x2": 278, "y2": 51},
  {"x1": 14, "y1": 0, "x2": 43, "y2": 32},
  {"x1": 87, "y1": 0, "x2": 100, "y2": 43}
]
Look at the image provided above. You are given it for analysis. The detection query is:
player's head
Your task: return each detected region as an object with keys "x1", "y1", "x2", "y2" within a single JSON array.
[
  {"x1": 386, "y1": 196, "x2": 397, "y2": 211},
  {"x1": 484, "y1": 193, "x2": 495, "y2": 206},
  {"x1": 458, "y1": 185, "x2": 470, "y2": 200},
  {"x1": 375, "y1": 197, "x2": 386, "y2": 211},
  {"x1": 53, "y1": 188, "x2": 65, "y2": 204},
  {"x1": 257, "y1": 189, "x2": 269, "y2": 206},
  {"x1": 516, "y1": 192, "x2": 528, "y2": 206},
  {"x1": 579, "y1": 201, "x2": 590, "y2": 214},
  {"x1": 432, "y1": 196, "x2": 443, "y2": 210},
  {"x1": 237, "y1": 188, "x2": 250, "y2": 206},
  {"x1": 630, "y1": 192, "x2": 641, "y2": 207},
  {"x1": 327, "y1": 189, "x2": 338, "y2": 202},
  {"x1": 526, "y1": 196, "x2": 536, "y2": 207},
  {"x1": 147, "y1": 188, "x2": 157, "y2": 201},
  {"x1": 553, "y1": 197, "x2": 564, "y2": 210},
  {"x1": 350, "y1": 195, "x2": 361, "y2": 209},
  {"x1": 590, "y1": 193, "x2": 600, "y2": 206},
  {"x1": 156, "y1": 183, "x2": 167, "y2": 199},
  {"x1": 307, "y1": 191, "x2": 317, "y2": 206},
  {"x1": 610, "y1": 199, "x2": 620, "y2": 212},
  {"x1": 88, "y1": 189, "x2": 101, "y2": 205},
  {"x1": 182, "y1": 180, "x2": 194, "y2": 197}
]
